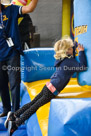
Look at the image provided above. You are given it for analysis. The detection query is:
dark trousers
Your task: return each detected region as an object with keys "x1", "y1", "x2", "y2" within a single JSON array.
[
  {"x1": 0, "y1": 54, "x2": 21, "y2": 112},
  {"x1": 14, "y1": 86, "x2": 55, "y2": 126}
]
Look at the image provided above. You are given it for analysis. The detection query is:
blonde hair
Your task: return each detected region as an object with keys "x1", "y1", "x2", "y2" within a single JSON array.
[{"x1": 54, "y1": 36, "x2": 73, "y2": 60}]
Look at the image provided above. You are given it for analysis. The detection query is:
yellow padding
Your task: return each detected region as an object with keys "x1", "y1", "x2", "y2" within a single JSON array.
[
  {"x1": 24, "y1": 80, "x2": 50, "y2": 136},
  {"x1": 62, "y1": 0, "x2": 71, "y2": 36},
  {"x1": 23, "y1": 78, "x2": 91, "y2": 136}
]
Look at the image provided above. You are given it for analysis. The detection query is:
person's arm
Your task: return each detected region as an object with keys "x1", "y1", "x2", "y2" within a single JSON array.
[
  {"x1": 78, "y1": 44, "x2": 87, "y2": 67},
  {"x1": 21, "y1": 0, "x2": 38, "y2": 14},
  {"x1": 72, "y1": 44, "x2": 87, "y2": 72}
]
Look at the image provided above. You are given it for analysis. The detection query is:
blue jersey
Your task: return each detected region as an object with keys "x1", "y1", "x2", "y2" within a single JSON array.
[{"x1": 0, "y1": 4, "x2": 23, "y2": 61}]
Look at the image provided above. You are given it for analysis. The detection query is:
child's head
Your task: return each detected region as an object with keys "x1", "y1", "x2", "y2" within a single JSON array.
[{"x1": 54, "y1": 36, "x2": 74, "y2": 60}]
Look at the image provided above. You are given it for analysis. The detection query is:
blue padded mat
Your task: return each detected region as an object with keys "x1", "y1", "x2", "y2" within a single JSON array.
[{"x1": 48, "y1": 98, "x2": 91, "y2": 136}]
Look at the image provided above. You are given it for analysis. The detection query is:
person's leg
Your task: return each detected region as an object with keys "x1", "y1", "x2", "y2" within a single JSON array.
[
  {"x1": 0, "y1": 61, "x2": 11, "y2": 115},
  {"x1": 4, "y1": 86, "x2": 44, "y2": 128},
  {"x1": 7, "y1": 54, "x2": 21, "y2": 112},
  {"x1": 7, "y1": 86, "x2": 55, "y2": 135},
  {"x1": 15, "y1": 86, "x2": 55, "y2": 126},
  {"x1": 14, "y1": 87, "x2": 44, "y2": 117}
]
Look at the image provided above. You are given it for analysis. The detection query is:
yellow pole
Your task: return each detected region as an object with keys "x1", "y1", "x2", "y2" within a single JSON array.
[{"x1": 62, "y1": 0, "x2": 71, "y2": 37}]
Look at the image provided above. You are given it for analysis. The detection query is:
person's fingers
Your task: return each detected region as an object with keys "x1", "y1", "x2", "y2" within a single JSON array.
[
  {"x1": 78, "y1": 43, "x2": 84, "y2": 51},
  {"x1": 78, "y1": 43, "x2": 80, "y2": 46},
  {"x1": 78, "y1": 44, "x2": 81, "y2": 48},
  {"x1": 81, "y1": 45, "x2": 84, "y2": 49},
  {"x1": 79, "y1": 44, "x2": 83, "y2": 48},
  {"x1": 77, "y1": 44, "x2": 84, "y2": 51}
]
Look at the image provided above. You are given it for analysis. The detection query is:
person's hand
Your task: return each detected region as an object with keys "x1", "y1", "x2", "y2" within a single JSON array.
[{"x1": 78, "y1": 44, "x2": 84, "y2": 51}]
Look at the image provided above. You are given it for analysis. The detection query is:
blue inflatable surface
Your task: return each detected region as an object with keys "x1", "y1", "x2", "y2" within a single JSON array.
[
  {"x1": 74, "y1": 0, "x2": 91, "y2": 85},
  {"x1": 48, "y1": 98, "x2": 91, "y2": 136},
  {"x1": 21, "y1": 48, "x2": 55, "y2": 82}
]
